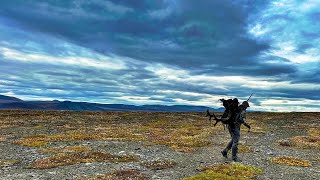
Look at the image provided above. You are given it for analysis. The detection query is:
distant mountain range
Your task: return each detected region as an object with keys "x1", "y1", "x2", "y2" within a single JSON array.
[{"x1": 0, "y1": 94, "x2": 223, "y2": 112}]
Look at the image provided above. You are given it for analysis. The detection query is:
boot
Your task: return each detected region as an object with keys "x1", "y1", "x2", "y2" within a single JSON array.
[
  {"x1": 232, "y1": 156, "x2": 242, "y2": 162},
  {"x1": 221, "y1": 150, "x2": 228, "y2": 158}
]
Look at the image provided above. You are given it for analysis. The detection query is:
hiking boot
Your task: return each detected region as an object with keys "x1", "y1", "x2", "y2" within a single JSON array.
[
  {"x1": 232, "y1": 157, "x2": 242, "y2": 162},
  {"x1": 221, "y1": 150, "x2": 228, "y2": 158}
]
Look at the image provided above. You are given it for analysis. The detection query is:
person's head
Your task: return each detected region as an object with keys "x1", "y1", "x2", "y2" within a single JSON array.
[{"x1": 242, "y1": 101, "x2": 250, "y2": 109}]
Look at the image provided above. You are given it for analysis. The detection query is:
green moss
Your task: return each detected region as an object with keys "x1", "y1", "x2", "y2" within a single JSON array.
[
  {"x1": 183, "y1": 163, "x2": 262, "y2": 180},
  {"x1": 271, "y1": 156, "x2": 311, "y2": 167},
  {"x1": 0, "y1": 159, "x2": 19, "y2": 167}
]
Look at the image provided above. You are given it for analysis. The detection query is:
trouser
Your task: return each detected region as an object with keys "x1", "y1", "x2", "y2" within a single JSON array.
[{"x1": 224, "y1": 125, "x2": 240, "y2": 159}]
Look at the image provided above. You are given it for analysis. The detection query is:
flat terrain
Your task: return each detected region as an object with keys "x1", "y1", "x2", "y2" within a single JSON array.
[{"x1": 0, "y1": 110, "x2": 319, "y2": 179}]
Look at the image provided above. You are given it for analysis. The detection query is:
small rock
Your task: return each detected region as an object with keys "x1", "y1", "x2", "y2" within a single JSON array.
[
  {"x1": 267, "y1": 151, "x2": 273, "y2": 155},
  {"x1": 119, "y1": 151, "x2": 126, "y2": 154}
]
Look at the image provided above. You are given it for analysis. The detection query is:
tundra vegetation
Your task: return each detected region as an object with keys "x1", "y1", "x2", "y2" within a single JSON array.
[
  {"x1": 183, "y1": 163, "x2": 263, "y2": 180},
  {"x1": 0, "y1": 110, "x2": 319, "y2": 179}
]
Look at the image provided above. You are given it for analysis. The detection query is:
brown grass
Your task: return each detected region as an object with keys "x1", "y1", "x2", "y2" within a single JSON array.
[
  {"x1": 6, "y1": 111, "x2": 319, "y2": 154},
  {"x1": 271, "y1": 156, "x2": 311, "y2": 167},
  {"x1": 40, "y1": 146, "x2": 90, "y2": 153},
  {"x1": 13, "y1": 113, "x2": 217, "y2": 152},
  {"x1": 85, "y1": 169, "x2": 147, "y2": 180},
  {"x1": 278, "y1": 127, "x2": 320, "y2": 149},
  {"x1": 4, "y1": 110, "x2": 273, "y2": 153},
  {"x1": 140, "y1": 159, "x2": 176, "y2": 170},
  {"x1": 31, "y1": 151, "x2": 139, "y2": 169},
  {"x1": 139, "y1": 118, "x2": 216, "y2": 152},
  {"x1": 14, "y1": 128, "x2": 146, "y2": 147}
]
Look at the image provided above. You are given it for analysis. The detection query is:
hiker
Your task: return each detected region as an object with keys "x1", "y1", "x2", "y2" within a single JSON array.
[{"x1": 221, "y1": 101, "x2": 251, "y2": 162}]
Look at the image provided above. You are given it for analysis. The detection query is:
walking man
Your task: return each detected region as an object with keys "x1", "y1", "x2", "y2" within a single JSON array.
[{"x1": 221, "y1": 101, "x2": 251, "y2": 162}]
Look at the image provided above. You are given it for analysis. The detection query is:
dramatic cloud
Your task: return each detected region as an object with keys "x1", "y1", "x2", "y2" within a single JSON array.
[{"x1": 0, "y1": 0, "x2": 319, "y2": 111}]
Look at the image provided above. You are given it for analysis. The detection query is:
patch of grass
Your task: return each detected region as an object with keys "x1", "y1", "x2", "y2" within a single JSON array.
[
  {"x1": 271, "y1": 156, "x2": 311, "y2": 167},
  {"x1": 140, "y1": 159, "x2": 176, "y2": 170},
  {"x1": 278, "y1": 127, "x2": 320, "y2": 149},
  {"x1": 85, "y1": 169, "x2": 147, "y2": 180},
  {"x1": 31, "y1": 151, "x2": 139, "y2": 169},
  {"x1": 14, "y1": 128, "x2": 146, "y2": 147},
  {"x1": 183, "y1": 163, "x2": 262, "y2": 180},
  {"x1": 141, "y1": 119, "x2": 216, "y2": 152},
  {"x1": 0, "y1": 159, "x2": 19, "y2": 167},
  {"x1": 291, "y1": 136, "x2": 320, "y2": 149},
  {"x1": 14, "y1": 135, "x2": 49, "y2": 147},
  {"x1": 238, "y1": 144, "x2": 253, "y2": 153},
  {"x1": 308, "y1": 128, "x2": 320, "y2": 137},
  {"x1": 97, "y1": 125, "x2": 147, "y2": 141},
  {"x1": 278, "y1": 139, "x2": 295, "y2": 147},
  {"x1": 40, "y1": 146, "x2": 90, "y2": 153}
]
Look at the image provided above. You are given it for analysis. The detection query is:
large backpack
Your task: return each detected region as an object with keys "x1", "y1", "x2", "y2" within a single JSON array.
[
  {"x1": 206, "y1": 98, "x2": 239, "y2": 126},
  {"x1": 221, "y1": 98, "x2": 240, "y2": 124}
]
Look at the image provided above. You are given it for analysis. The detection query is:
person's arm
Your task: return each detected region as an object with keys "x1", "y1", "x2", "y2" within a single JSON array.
[
  {"x1": 243, "y1": 122, "x2": 251, "y2": 131},
  {"x1": 240, "y1": 110, "x2": 251, "y2": 131},
  {"x1": 238, "y1": 110, "x2": 246, "y2": 123}
]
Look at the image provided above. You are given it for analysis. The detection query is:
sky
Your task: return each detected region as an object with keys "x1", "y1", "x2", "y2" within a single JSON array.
[{"x1": 0, "y1": 0, "x2": 319, "y2": 112}]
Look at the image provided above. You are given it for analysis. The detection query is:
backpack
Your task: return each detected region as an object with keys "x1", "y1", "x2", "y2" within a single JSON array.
[{"x1": 206, "y1": 98, "x2": 239, "y2": 126}]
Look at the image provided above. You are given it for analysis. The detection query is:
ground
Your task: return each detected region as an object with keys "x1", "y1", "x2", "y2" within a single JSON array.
[{"x1": 0, "y1": 110, "x2": 319, "y2": 179}]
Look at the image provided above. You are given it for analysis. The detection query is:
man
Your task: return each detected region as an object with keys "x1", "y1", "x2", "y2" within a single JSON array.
[{"x1": 221, "y1": 101, "x2": 251, "y2": 162}]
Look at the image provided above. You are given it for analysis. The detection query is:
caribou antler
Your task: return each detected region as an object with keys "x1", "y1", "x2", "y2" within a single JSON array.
[{"x1": 206, "y1": 109, "x2": 218, "y2": 125}]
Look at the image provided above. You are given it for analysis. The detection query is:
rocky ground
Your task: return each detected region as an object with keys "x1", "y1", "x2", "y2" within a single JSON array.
[{"x1": 0, "y1": 111, "x2": 319, "y2": 179}]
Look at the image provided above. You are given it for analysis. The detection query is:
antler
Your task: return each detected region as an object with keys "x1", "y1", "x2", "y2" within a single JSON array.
[{"x1": 206, "y1": 109, "x2": 218, "y2": 125}]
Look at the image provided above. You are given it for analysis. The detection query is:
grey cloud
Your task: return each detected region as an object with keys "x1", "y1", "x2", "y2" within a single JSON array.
[
  {"x1": 0, "y1": 0, "x2": 274, "y2": 75},
  {"x1": 149, "y1": 96, "x2": 175, "y2": 102},
  {"x1": 0, "y1": 0, "x2": 319, "y2": 111}
]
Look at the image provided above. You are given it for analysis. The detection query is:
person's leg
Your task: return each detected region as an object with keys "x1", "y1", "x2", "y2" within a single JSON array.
[
  {"x1": 222, "y1": 126, "x2": 233, "y2": 157},
  {"x1": 221, "y1": 138, "x2": 232, "y2": 158},
  {"x1": 225, "y1": 139, "x2": 233, "y2": 152},
  {"x1": 231, "y1": 128, "x2": 240, "y2": 161}
]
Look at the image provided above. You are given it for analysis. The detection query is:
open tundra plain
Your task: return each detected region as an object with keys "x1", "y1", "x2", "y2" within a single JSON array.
[{"x1": 0, "y1": 110, "x2": 319, "y2": 179}]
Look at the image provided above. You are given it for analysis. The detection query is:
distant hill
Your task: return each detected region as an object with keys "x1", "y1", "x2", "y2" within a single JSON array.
[
  {"x1": 0, "y1": 95, "x2": 23, "y2": 103},
  {"x1": 0, "y1": 94, "x2": 221, "y2": 112}
]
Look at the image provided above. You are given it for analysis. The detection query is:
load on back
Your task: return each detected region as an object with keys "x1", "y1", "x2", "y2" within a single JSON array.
[
  {"x1": 206, "y1": 98, "x2": 239, "y2": 126},
  {"x1": 206, "y1": 94, "x2": 252, "y2": 131}
]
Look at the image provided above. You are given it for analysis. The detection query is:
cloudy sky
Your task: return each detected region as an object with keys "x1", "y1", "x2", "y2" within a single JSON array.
[{"x1": 0, "y1": 0, "x2": 319, "y2": 112}]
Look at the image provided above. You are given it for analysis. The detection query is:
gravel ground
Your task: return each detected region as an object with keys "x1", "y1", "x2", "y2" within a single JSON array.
[{"x1": 0, "y1": 112, "x2": 319, "y2": 180}]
